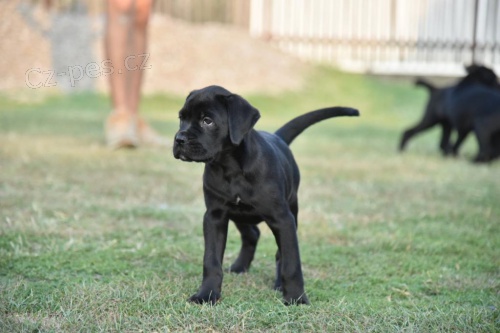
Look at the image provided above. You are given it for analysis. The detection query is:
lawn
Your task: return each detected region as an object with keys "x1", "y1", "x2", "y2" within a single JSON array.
[{"x1": 0, "y1": 67, "x2": 498, "y2": 332}]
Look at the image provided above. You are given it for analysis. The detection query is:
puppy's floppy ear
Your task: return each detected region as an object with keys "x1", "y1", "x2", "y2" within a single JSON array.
[
  {"x1": 185, "y1": 90, "x2": 196, "y2": 101},
  {"x1": 224, "y1": 94, "x2": 260, "y2": 145}
]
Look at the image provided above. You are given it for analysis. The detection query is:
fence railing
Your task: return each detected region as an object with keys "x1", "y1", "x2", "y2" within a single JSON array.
[
  {"x1": 249, "y1": 0, "x2": 500, "y2": 76},
  {"x1": 34, "y1": 0, "x2": 251, "y2": 27},
  {"x1": 30, "y1": 0, "x2": 500, "y2": 76},
  {"x1": 154, "y1": 0, "x2": 251, "y2": 27}
]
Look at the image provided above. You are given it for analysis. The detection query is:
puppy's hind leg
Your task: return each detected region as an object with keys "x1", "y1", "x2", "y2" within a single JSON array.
[
  {"x1": 399, "y1": 117, "x2": 439, "y2": 152},
  {"x1": 451, "y1": 130, "x2": 470, "y2": 157},
  {"x1": 267, "y1": 204, "x2": 309, "y2": 305},
  {"x1": 472, "y1": 120, "x2": 494, "y2": 163},
  {"x1": 274, "y1": 200, "x2": 298, "y2": 291},
  {"x1": 491, "y1": 131, "x2": 500, "y2": 160},
  {"x1": 229, "y1": 223, "x2": 260, "y2": 273},
  {"x1": 439, "y1": 122, "x2": 453, "y2": 155}
]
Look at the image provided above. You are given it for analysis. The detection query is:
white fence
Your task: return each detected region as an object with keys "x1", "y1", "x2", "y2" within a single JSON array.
[{"x1": 250, "y1": 0, "x2": 500, "y2": 76}]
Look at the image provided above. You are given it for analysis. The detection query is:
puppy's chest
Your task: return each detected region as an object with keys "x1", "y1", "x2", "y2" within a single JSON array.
[
  {"x1": 206, "y1": 169, "x2": 253, "y2": 205},
  {"x1": 222, "y1": 173, "x2": 253, "y2": 204}
]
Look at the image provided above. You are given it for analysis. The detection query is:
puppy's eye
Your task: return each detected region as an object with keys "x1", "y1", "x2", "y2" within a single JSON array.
[{"x1": 202, "y1": 117, "x2": 214, "y2": 126}]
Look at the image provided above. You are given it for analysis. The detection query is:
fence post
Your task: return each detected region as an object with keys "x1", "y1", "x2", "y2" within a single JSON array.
[{"x1": 471, "y1": 0, "x2": 479, "y2": 64}]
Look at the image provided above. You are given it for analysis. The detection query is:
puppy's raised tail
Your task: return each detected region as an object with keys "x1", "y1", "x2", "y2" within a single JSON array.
[
  {"x1": 275, "y1": 107, "x2": 359, "y2": 145},
  {"x1": 415, "y1": 78, "x2": 437, "y2": 93}
]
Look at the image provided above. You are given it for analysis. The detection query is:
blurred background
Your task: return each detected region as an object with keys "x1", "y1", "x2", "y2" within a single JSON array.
[
  {"x1": 1, "y1": 0, "x2": 499, "y2": 96},
  {"x1": 1, "y1": 3, "x2": 499, "y2": 330}
]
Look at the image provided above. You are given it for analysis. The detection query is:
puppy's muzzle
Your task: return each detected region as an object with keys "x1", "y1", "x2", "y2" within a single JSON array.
[
  {"x1": 173, "y1": 131, "x2": 189, "y2": 161},
  {"x1": 173, "y1": 131, "x2": 210, "y2": 162},
  {"x1": 175, "y1": 131, "x2": 188, "y2": 146}
]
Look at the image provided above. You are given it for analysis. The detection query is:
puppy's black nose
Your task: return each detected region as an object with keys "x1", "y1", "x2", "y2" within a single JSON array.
[{"x1": 175, "y1": 132, "x2": 187, "y2": 145}]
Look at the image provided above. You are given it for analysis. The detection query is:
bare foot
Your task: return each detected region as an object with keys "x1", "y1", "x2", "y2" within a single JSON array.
[{"x1": 105, "y1": 111, "x2": 139, "y2": 149}]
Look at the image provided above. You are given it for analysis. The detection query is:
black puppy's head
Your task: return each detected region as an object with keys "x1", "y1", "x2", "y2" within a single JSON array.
[
  {"x1": 173, "y1": 85, "x2": 260, "y2": 162},
  {"x1": 464, "y1": 64, "x2": 500, "y2": 88}
]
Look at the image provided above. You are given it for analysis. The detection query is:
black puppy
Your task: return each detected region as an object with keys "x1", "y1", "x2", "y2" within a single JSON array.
[
  {"x1": 447, "y1": 81, "x2": 500, "y2": 162},
  {"x1": 173, "y1": 85, "x2": 359, "y2": 305},
  {"x1": 400, "y1": 65, "x2": 500, "y2": 155},
  {"x1": 399, "y1": 78, "x2": 452, "y2": 154}
]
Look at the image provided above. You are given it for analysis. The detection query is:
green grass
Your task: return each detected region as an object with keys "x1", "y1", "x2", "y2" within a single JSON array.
[{"x1": 0, "y1": 67, "x2": 499, "y2": 332}]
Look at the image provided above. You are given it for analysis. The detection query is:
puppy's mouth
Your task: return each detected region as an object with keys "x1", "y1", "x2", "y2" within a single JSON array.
[
  {"x1": 176, "y1": 153, "x2": 191, "y2": 162},
  {"x1": 173, "y1": 143, "x2": 214, "y2": 163},
  {"x1": 173, "y1": 148, "x2": 194, "y2": 162},
  {"x1": 176, "y1": 153, "x2": 213, "y2": 163}
]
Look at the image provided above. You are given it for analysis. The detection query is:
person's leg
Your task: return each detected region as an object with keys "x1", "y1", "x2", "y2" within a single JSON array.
[
  {"x1": 131, "y1": 0, "x2": 170, "y2": 146},
  {"x1": 105, "y1": 0, "x2": 139, "y2": 148},
  {"x1": 128, "y1": 0, "x2": 151, "y2": 115},
  {"x1": 105, "y1": 0, "x2": 168, "y2": 148},
  {"x1": 106, "y1": 0, "x2": 133, "y2": 116}
]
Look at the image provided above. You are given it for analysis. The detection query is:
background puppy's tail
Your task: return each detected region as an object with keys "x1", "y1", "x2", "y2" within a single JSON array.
[
  {"x1": 275, "y1": 107, "x2": 359, "y2": 145},
  {"x1": 415, "y1": 78, "x2": 437, "y2": 93}
]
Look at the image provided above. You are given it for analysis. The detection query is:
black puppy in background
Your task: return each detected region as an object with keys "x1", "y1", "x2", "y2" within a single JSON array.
[
  {"x1": 173, "y1": 85, "x2": 359, "y2": 305},
  {"x1": 447, "y1": 76, "x2": 500, "y2": 162},
  {"x1": 399, "y1": 65, "x2": 500, "y2": 156},
  {"x1": 400, "y1": 79, "x2": 452, "y2": 155}
]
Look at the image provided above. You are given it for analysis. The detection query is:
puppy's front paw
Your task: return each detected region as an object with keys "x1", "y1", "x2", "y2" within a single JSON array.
[{"x1": 188, "y1": 291, "x2": 220, "y2": 305}]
